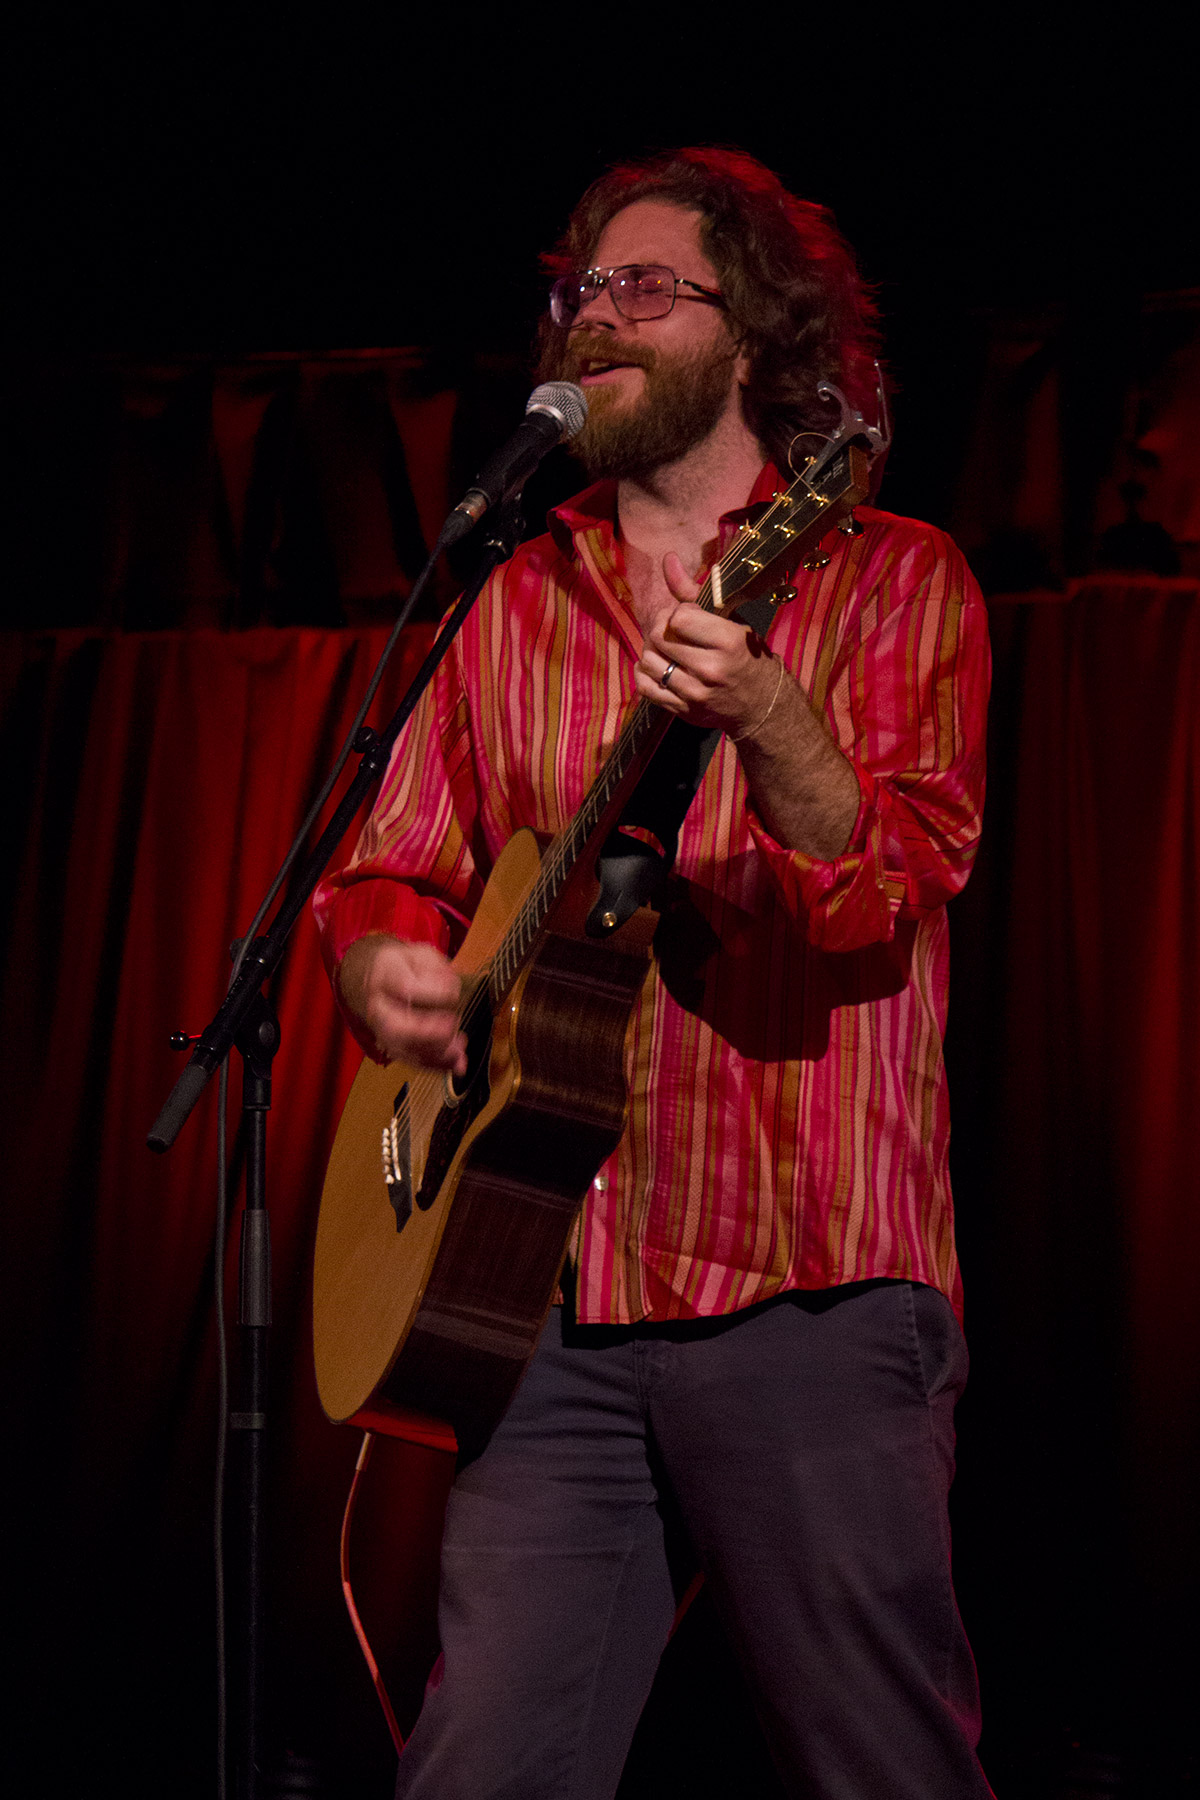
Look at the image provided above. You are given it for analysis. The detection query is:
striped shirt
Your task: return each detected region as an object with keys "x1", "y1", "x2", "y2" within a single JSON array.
[{"x1": 314, "y1": 464, "x2": 990, "y2": 1324}]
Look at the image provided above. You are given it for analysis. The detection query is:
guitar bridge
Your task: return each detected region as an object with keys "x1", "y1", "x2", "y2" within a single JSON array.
[{"x1": 382, "y1": 1086, "x2": 414, "y2": 1231}]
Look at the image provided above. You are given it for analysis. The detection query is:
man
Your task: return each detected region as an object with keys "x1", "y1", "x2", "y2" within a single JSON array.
[{"x1": 315, "y1": 147, "x2": 993, "y2": 1799}]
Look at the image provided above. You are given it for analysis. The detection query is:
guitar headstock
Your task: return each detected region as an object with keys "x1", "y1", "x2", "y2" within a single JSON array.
[
  {"x1": 700, "y1": 377, "x2": 888, "y2": 620},
  {"x1": 705, "y1": 441, "x2": 872, "y2": 618}
]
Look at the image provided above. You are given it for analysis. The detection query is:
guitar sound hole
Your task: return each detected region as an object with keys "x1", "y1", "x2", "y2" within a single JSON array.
[
  {"x1": 448, "y1": 1002, "x2": 493, "y2": 1105},
  {"x1": 417, "y1": 1004, "x2": 494, "y2": 1210}
]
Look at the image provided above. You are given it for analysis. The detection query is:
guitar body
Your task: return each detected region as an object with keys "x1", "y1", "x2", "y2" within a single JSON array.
[{"x1": 313, "y1": 828, "x2": 657, "y2": 1449}]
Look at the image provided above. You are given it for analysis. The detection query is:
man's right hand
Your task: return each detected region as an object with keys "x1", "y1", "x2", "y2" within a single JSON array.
[{"x1": 337, "y1": 935, "x2": 467, "y2": 1076}]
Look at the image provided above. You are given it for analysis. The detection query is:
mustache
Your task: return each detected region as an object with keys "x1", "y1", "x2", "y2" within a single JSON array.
[{"x1": 562, "y1": 331, "x2": 657, "y2": 378}]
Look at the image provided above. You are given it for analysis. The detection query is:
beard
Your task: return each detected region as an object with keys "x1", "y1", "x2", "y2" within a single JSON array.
[{"x1": 542, "y1": 329, "x2": 741, "y2": 481}]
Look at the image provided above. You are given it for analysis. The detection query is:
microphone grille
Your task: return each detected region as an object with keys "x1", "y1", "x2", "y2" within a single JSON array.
[{"x1": 526, "y1": 381, "x2": 588, "y2": 440}]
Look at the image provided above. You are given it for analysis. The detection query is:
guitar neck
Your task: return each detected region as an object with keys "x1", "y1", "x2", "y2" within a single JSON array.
[
  {"x1": 484, "y1": 438, "x2": 871, "y2": 1004},
  {"x1": 486, "y1": 697, "x2": 670, "y2": 1001}
]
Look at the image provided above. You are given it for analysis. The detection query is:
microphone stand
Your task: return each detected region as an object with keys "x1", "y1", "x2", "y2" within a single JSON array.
[
  {"x1": 148, "y1": 497, "x2": 526, "y2": 1800},
  {"x1": 231, "y1": 984, "x2": 279, "y2": 1800}
]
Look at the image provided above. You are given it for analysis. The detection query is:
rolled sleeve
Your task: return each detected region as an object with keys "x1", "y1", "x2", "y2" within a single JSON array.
[
  {"x1": 312, "y1": 871, "x2": 453, "y2": 976},
  {"x1": 312, "y1": 645, "x2": 485, "y2": 1054},
  {"x1": 747, "y1": 529, "x2": 990, "y2": 952}
]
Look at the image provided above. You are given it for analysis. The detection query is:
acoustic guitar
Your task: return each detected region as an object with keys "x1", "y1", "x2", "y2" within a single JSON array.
[{"x1": 313, "y1": 412, "x2": 874, "y2": 1451}]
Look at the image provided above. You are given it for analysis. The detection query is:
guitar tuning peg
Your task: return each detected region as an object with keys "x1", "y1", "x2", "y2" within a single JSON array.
[
  {"x1": 802, "y1": 552, "x2": 832, "y2": 572},
  {"x1": 769, "y1": 584, "x2": 798, "y2": 606},
  {"x1": 838, "y1": 515, "x2": 864, "y2": 536}
]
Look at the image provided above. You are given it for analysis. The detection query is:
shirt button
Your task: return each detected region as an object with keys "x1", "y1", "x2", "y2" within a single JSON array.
[{"x1": 592, "y1": 1173, "x2": 609, "y2": 1192}]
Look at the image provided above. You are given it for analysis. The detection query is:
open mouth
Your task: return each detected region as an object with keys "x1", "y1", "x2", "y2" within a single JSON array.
[{"x1": 576, "y1": 357, "x2": 643, "y2": 382}]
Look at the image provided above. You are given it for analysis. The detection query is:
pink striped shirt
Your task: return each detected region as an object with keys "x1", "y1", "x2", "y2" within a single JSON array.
[{"x1": 314, "y1": 464, "x2": 990, "y2": 1324}]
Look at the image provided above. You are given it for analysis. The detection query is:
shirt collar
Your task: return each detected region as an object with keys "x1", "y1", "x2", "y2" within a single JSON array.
[{"x1": 548, "y1": 461, "x2": 787, "y2": 563}]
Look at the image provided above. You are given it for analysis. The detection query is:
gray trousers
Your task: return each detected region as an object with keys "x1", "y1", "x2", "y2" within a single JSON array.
[{"x1": 394, "y1": 1279, "x2": 994, "y2": 1799}]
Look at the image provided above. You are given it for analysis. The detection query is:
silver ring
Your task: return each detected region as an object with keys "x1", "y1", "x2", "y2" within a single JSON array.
[{"x1": 660, "y1": 661, "x2": 678, "y2": 690}]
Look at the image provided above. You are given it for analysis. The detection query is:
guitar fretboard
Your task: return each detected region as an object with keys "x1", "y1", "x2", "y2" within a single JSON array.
[{"x1": 482, "y1": 439, "x2": 861, "y2": 1008}]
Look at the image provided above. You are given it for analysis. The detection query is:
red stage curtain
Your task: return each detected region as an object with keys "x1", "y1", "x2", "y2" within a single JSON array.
[
  {"x1": 3, "y1": 578, "x2": 1197, "y2": 1793},
  {"x1": 10, "y1": 351, "x2": 467, "y2": 629},
  {"x1": 2, "y1": 624, "x2": 445, "y2": 1794},
  {"x1": 948, "y1": 575, "x2": 1200, "y2": 1774}
]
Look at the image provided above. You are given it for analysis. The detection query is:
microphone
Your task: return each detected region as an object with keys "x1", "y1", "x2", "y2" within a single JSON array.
[{"x1": 438, "y1": 382, "x2": 587, "y2": 547}]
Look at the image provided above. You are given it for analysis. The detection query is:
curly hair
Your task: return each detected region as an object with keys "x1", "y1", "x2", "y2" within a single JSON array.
[{"x1": 536, "y1": 146, "x2": 881, "y2": 471}]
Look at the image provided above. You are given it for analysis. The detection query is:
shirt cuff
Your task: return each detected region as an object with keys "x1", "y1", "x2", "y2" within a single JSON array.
[
  {"x1": 744, "y1": 760, "x2": 898, "y2": 951},
  {"x1": 315, "y1": 877, "x2": 454, "y2": 1060}
]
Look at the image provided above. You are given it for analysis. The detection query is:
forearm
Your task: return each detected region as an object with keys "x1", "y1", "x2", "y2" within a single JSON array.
[
  {"x1": 732, "y1": 667, "x2": 861, "y2": 858},
  {"x1": 636, "y1": 584, "x2": 859, "y2": 858}
]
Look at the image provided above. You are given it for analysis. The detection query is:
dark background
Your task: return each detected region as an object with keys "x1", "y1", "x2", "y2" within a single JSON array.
[
  {"x1": 7, "y1": 10, "x2": 1199, "y2": 1799},
  {"x1": 11, "y1": 8, "x2": 1199, "y2": 570},
  {"x1": 14, "y1": 12, "x2": 1198, "y2": 342}
]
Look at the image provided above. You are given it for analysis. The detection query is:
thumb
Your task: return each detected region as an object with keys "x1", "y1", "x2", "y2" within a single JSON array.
[{"x1": 662, "y1": 551, "x2": 702, "y2": 604}]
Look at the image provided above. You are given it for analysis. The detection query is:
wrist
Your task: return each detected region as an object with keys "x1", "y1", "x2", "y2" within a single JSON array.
[
  {"x1": 731, "y1": 657, "x2": 787, "y2": 744},
  {"x1": 336, "y1": 932, "x2": 399, "y2": 1017}
]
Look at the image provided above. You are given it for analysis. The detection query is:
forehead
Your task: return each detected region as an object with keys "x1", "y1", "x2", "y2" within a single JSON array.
[{"x1": 590, "y1": 200, "x2": 713, "y2": 278}]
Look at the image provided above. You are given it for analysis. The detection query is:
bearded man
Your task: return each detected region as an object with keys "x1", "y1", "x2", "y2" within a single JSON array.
[{"x1": 315, "y1": 147, "x2": 994, "y2": 1800}]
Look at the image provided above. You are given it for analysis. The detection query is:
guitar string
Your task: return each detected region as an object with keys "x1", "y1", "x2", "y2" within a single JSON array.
[{"x1": 385, "y1": 454, "x2": 851, "y2": 1154}]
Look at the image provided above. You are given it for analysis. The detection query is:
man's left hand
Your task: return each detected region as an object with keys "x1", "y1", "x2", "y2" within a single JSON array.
[
  {"x1": 634, "y1": 552, "x2": 779, "y2": 737},
  {"x1": 634, "y1": 552, "x2": 859, "y2": 858}
]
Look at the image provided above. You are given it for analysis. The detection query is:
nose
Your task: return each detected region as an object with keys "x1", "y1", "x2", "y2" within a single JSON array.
[{"x1": 572, "y1": 277, "x2": 623, "y2": 330}]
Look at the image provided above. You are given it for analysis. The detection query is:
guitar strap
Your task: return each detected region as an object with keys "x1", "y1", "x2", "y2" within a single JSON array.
[{"x1": 585, "y1": 591, "x2": 778, "y2": 937}]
